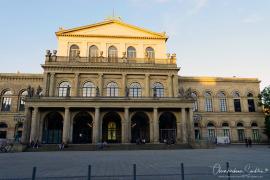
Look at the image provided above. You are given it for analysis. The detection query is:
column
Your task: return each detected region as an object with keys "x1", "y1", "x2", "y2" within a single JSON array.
[
  {"x1": 62, "y1": 107, "x2": 70, "y2": 143},
  {"x1": 42, "y1": 72, "x2": 49, "y2": 96},
  {"x1": 173, "y1": 75, "x2": 179, "y2": 97},
  {"x1": 181, "y1": 108, "x2": 187, "y2": 143},
  {"x1": 189, "y1": 108, "x2": 195, "y2": 143},
  {"x1": 21, "y1": 107, "x2": 31, "y2": 144},
  {"x1": 122, "y1": 73, "x2": 127, "y2": 96},
  {"x1": 168, "y1": 74, "x2": 173, "y2": 97},
  {"x1": 145, "y1": 74, "x2": 150, "y2": 97},
  {"x1": 93, "y1": 107, "x2": 100, "y2": 143},
  {"x1": 74, "y1": 73, "x2": 80, "y2": 96},
  {"x1": 176, "y1": 111, "x2": 181, "y2": 143},
  {"x1": 122, "y1": 107, "x2": 129, "y2": 143},
  {"x1": 30, "y1": 107, "x2": 38, "y2": 142},
  {"x1": 153, "y1": 108, "x2": 159, "y2": 143},
  {"x1": 98, "y1": 73, "x2": 103, "y2": 96},
  {"x1": 49, "y1": 72, "x2": 55, "y2": 96}
]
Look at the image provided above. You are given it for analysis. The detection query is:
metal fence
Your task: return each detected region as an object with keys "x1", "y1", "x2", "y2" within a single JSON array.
[{"x1": 2, "y1": 162, "x2": 270, "y2": 180}]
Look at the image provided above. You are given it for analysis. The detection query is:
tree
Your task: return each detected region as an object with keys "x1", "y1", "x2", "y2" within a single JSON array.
[{"x1": 258, "y1": 85, "x2": 270, "y2": 141}]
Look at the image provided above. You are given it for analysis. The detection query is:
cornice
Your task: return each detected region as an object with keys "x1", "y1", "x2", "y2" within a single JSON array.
[
  {"x1": 58, "y1": 34, "x2": 167, "y2": 40},
  {"x1": 0, "y1": 73, "x2": 43, "y2": 81},
  {"x1": 179, "y1": 76, "x2": 260, "y2": 83}
]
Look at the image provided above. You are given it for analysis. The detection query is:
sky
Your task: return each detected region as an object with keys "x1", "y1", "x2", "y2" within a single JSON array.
[{"x1": 0, "y1": 0, "x2": 269, "y2": 89}]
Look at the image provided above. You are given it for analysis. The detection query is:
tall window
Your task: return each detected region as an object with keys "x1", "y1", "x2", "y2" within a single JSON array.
[
  {"x1": 1, "y1": 90, "x2": 12, "y2": 112},
  {"x1": 146, "y1": 47, "x2": 155, "y2": 59},
  {"x1": 207, "y1": 122, "x2": 216, "y2": 142},
  {"x1": 0, "y1": 122, "x2": 8, "y2": 138},
  {"x1": 129, "y1": 82, "x2": 142, "y2": 98},
  {"x1": 127, "y1": 46, "x2": 136, "y2": 59},
  {"x1": 222, "y1": 122, "x2": 230, "y2": 138},
  {"x1": 108, "y1": 46, "x2": 118, "y2": 62},
  {"x1": 237, "y1": 122, "x2": 245, "y2": 142},
  {"x1": 58, "y1": 82, "x2": 71, "y2": 97},
  {"x1": 247, "y1": 93, "x2": 255, "y2": 112},
  {"x1": 218, "y1": 92, "x2": 227, "y2": 112},
  {"x1": 19, "y1": 90, "x2": 28, "y2": 111},
  {"x1": 69, "y1": 44, "x2": 80, "y2": 60},
  {"x1": 89, "y1": 45, "x2": 99, "y2": 62},
  {"x1": 152, "y1": 82, "x2": 164, "y2": 97},
  {"x1": 82, "y1": 82, "x2": 95, "y2": 97},
  {"x1": 108, "y1": 122, "x2": 117, "y2": 140},
  {"x1": 233, "y1": 91, "x2": 241, "y2": 112},
  {"x1": 107, "y1": 82, "x2": 119, "y2": 97},
  {"x1": 204, "y1": 92, "x2": 213, "y2": 112},
  {"x1": 251, "y1": 122, "x2": 260, "y2": 142},
  {"x1": 191, "y1": 92, "x2": 198, "y2": 112}
]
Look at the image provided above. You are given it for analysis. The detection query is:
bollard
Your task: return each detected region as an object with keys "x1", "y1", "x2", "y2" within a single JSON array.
[
  {"x1": 133, "y1": 164, "x2": 136, "y2": 180},
  {"x1": 181, "y1": 163, "x2": 185, "y2": 180},
  {"x1": 88, "y1": 165, "x2": 91, "y2": 180},
  {"x1": 226, "y1": 162, "x2": 230, "y2": 180},
  {"x1": 32, "y1": 166, "x2": 36, "y2": 180}
]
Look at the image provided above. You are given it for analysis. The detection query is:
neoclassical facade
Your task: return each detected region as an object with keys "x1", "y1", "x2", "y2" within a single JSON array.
[{"x1": 0, "y1": 18, "x2": 266, "y2": 146}]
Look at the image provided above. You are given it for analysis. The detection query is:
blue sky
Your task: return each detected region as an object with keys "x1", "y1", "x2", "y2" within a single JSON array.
[{"x1": 0, "y1": 0, "x2": 269, "y2": 89}]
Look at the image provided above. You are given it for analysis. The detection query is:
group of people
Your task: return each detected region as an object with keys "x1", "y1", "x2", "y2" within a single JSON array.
[
  {"x1": 245, "y1": 137, "x2": 252, "y2": 147},
  {"x1": 30, "y1": 140, "x2": 40, "y2": 149},
  {"x1": 136, "y1": 138, "x2": 146, "y2": 145}
]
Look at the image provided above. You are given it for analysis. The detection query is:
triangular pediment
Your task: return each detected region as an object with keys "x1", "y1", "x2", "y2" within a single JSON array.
[{"x1": 56, "y1": 20, "x2": 167, "y2": 39}]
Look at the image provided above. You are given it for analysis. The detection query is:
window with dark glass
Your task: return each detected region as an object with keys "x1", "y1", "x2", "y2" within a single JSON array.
[
  {"x1": 1, "y1": 90, "x2": 12, "y2": 112},
  {"x1": 233, "y1": 92, "x2": 241, "y2": 112},
  {"x1": 0, "y1": 122, "x2": 8, "y2": 138},
  {"x1": 247, "y1": 93, "x2": 255, "y2": 112}
]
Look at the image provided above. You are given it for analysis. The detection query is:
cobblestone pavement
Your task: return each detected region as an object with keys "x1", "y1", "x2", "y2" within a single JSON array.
[{"x1": 0, "y1": 145, "x2": 269, "y2": 180}]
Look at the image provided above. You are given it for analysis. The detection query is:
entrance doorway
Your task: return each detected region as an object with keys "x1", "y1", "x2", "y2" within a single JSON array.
[
  {"x1": 42, "y1": 112, "x2": 63, "y2": 144},
  {"x1": 159, "y1": 112, "x2": 176, "y2": 143},
  {"x1": 73, "y1": 112, "x2": 93, "y2": 144},
  {"x1": 131, "y1": 112, "x2": 150, "y2": 143},
  {"x1": 102, "y1": 112, "x2": 121, "y2": 143}
]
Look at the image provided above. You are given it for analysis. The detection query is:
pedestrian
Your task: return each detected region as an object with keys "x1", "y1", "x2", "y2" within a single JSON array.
[
  {"x1": 248, "y1": 137, "x2": 252, "y2": 147},
  {"x1": 245, "y1": 138, "x2": 248, "y2": 147}
]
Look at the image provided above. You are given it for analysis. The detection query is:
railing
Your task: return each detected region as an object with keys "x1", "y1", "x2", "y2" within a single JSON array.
[{"x1": 45, "y1": 56, "x2": 177, "y2": 65}]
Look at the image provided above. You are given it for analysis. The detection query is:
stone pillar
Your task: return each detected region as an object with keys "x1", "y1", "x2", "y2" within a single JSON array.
[
  {"x1": 30, "y1": 107, "x2": 38, "y2": 142},
  {"x1": 43, "y1": 72, "x2": 49, "y2": 96},
  {"x1": 122, "y1": 73, "x2": 127, "y2": 96},
  {"x1": 122, "y1": 107, "x2": 129, "y2": 143},
  {"x1": 168, "y1": 74, "x2": 173, "y2": 97},
  {"x1": 62, "y1": 107, "x2": 70, "y2": 143},
  {"x1": 189, "y1": 108, "x2": 195, "y2": 143},
  {"x1": 153, "y1": 108, "x2": 159, "y2": 143},
  {"x1": 21, "y1": 107, "x2": 31, "y2": 144},
  {"x1": 98, "y1": 73, "x2": 103, "y2": 96},
  {"x1": 173, "y1": 74, "x2": 179, "y2": 97},
  {"x1": 49, "y1": 73, "x2": 55, "y2": 97},
  {"x1": 93, "y1": 107, "x2": 100, "y2": 143},
  {"x1": 181, "y1": 108, "x2": 187, "y2": 143},
  {"x1": 145, "y1": 74, "x2": 150, "y2": 97},
  {"x1": 176, "y1": 111, "x2": 181, "y2": 143},
  {"x1": 74, "y1": 73, "x2": 80, "y2": 96}
]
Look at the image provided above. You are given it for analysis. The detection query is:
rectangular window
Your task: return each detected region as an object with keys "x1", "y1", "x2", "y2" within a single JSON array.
[
  {"x1": 219, "y1": 98, "x2": 227, "y2": 112},
  {"x1": 83, "y1": 87, "x2": 95, "y2": 97},
  {"x1": 248, "y1": 99, "x2": 255, "y2": 112},
  {"x1": 223, "y1": 129, "x2": 230, "y2": 137},
  {"x1": 193, "y1": 100, "x2": 198, "y2": 112},
  {"x1": 252, "y1": 129, "x2": 260, "y2": 142},
  {"x1": 234, "y1": 99, "x2": 241, "y2": 112},
  {"x1": 205, "y1": 98, "x2": 213, "y2": 112},
  {"x1": 237, "y1": 129, "x2": 245, "y2": 142},
  {"x1": 1, "y1": 97, "x2": 11, "y2": 111}
]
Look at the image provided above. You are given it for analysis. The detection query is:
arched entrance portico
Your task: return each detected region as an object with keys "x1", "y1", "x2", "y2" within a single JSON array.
[
  {"x1": 102, "y1": 112, "x2": 121, "y2": 143},
  {"x1": 159, "y1": 112, "x2": 176, "y2": 143},
  {"x1": 131, "y1": 112, "x2": 150, "y2": 143},
  {"x1": 42, "y1": 112, "x2": 63, "y2": 144},
  {"x1": 72, "y1": 112, "x2": 93, "y2": 144}
]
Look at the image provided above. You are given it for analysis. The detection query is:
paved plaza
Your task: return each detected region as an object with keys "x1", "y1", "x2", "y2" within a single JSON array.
[{"x1": 0, "y1": 145, "x2": 269, "y2": 180}]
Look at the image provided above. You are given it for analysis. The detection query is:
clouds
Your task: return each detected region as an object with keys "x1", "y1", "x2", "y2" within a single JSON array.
[
  {"x1": 242, "y1": 14, "x2": 264, "y2": 23},
  {"x1": 188, "y1": 0, "x2": 209, "y2": 15}
]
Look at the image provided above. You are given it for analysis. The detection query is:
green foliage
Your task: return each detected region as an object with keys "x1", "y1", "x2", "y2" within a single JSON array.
[
  {"x1": 258, "y1": 85, "x2": 270, "y2": 115},
  {"x1": 264, "y1": 116, "x2": 270, "y2": 140}
]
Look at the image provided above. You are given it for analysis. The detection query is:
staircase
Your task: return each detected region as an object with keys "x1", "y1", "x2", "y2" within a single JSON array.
[{"x1": 25, "y1": 143, "x2": 192, "y2": 152}]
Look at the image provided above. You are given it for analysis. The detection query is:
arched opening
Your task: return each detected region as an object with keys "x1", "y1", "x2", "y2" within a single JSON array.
[
  {"x1": 251, "y1": 122, "x2": 260, "y2": 143},
  {"x1": 73, "y1": 112, "x2": 93, "y2": 144},
  {"x1": 42, "y1": 112, "x2": 63, "y2": 144},
  {"x1": 127, "y1": 46, "x2": 136, "y2": 59},
  {"x1": 222, "y1": 122, "x2": 230, "y2": 139},
  {"x1": 14, "y1": 122, "x2": 23, "y2": 142},
  {"x1": 131, "y1": 112, "x2": 150, "y2": 143},
  {"x1": 0, "y1": 122, "x2": 8, "y2": 139},
  {"x1": 69, "y1": 44, "x2": 80, "y2": 60},
  {"x1": 207, "y1": 122, "x2": 216, "y2": 142},
  {"x1": 89, "y1": 45, "x2": 99, "y2": 62},
  {"x1": 108, "y1": 46, "x2": 118, "y2": 62},
  {"x1": 237, "y1": 122, "x2": 245, "y2": 142},
  {"x1": 159, "y1": 112, "x2": 176, "y2": 143},
  {"x1": 102, "y1": 112, "x2": 121, "y2": 143}
]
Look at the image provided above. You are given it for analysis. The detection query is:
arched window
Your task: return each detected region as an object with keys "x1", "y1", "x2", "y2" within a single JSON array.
[
  {"x1": 237, "y1": 122, "x2": 245, "y2": 142},
  {"x1": 107, "y1": 82, "x2": 119, "y2": 97},
  {"x1": 152, "y1": 82, "x2": 164, "y2": 97},
  {"x1": 207, "y1": 122, "x2": 216, "y2": 141},
  {"x1": 82, "y1": 82, "x2": 95, "y2": 97},
  {"x1": 58, "y1": 82, "x2": 71, "y2": 97},
  {"x1": 89, "y1": 45, "x2": 99, "y2": 62},
  {"x1": 251, "y1": 122, "x2": 260, "y2": 142},
  {"x1": 108, "y1": 46, "x2": 118, "y2": 62},
  {"x1": 0, "y1": 122, "x2": 8, "y2": 138},
  {"x1": 69, "y1": 44, "x2": 80, "y2": 60},
  {"x1": 127, "y1": 46, "x2": 136, "y2": 59},
  {"x1": 204, "y1": 91, "x2": 213, "y2": 112},
  {"x1": 191, "y1": 92, "x2": 198, "y2": 111},
  {"x1": 1, "y1": 90, "x2": 12, "y2": 112},
  {"x1": 19, "y1": 90, "x2": 28, "y2": 111},
  {"x1": 233, "y1": 91, "x2": 241, "y2": 112},
  {"x1": 222, "y1": 122, "x2": 230, "y2": 138},
  {"x1": 218, "y1": 92, "x2": 227, "y2": 112},
  {"x1": 146, "y1": 47, "x2": 155, "y2": 59},
  {"x1": 247, "y1": 92, "x2": 255, "y2": 112},
  {"x1": 129, "y1": 82, "x2": 142, "y2": 98}
]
